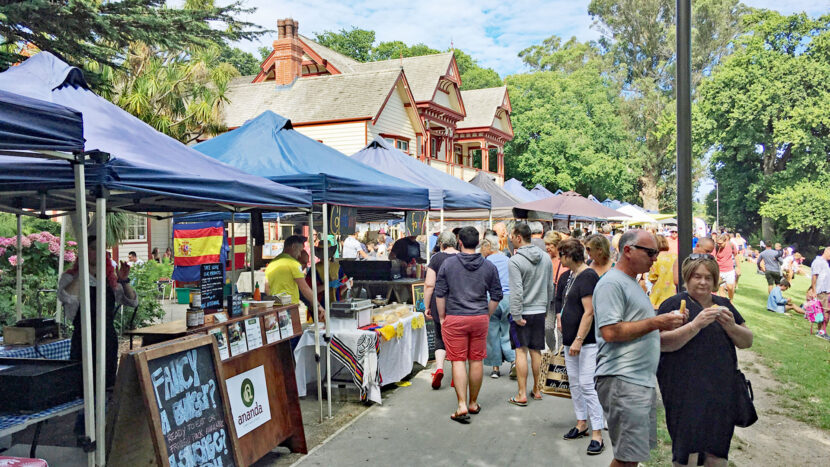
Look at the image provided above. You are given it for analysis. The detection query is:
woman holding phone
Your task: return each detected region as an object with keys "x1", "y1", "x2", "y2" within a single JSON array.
[{"x1": 657, "y1": 254, "x2": 753, "y2": 467}]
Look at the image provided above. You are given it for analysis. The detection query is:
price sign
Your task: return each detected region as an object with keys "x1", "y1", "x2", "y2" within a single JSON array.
[
  {"x1": 405, "y1": 211, "x2": 427, "y2": 236},
  {"x1": 200, "y1": 263, "x2": 224, "y2": 310},
  {"x1": 328, "y1": 205, "x2": 356, "y2": 236},
  {"x1": 411, "y1": 283, "x2": 426, "y2": 313}
]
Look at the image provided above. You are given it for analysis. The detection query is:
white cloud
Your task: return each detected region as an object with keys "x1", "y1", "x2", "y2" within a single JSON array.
[{"x1": 230, "y1": 0, "x2": 829, "y2": 77}]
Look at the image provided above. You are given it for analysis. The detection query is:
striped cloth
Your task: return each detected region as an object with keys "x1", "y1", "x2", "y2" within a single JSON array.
[
  {"x1": 329, "y1": 332, "x2": 380, "y2": 402},
  {"x1": 0, "y1": 338, "x2": 71, "y2": 360}
]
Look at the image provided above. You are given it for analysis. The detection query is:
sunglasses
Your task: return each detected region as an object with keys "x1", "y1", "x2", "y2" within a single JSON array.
[
  {"x1": 630, "y1": 244, "x2": 659, "y2": 257},
  {"x1": 683, "y1": 253, "x2": 717, "y2": 265}
]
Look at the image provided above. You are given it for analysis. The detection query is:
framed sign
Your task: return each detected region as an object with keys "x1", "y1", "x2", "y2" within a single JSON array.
[
  {"x1": 411, "y1": 282, "x2": 426, "y2": 313},
  {"x1": 405, "y1": 211, "x2": 427, "y2": 236},
  {"x1": 328, "y1": 205, "x2": 356, "y2": 237},
  {"x1": 200, "y1": 263, "x2": 224, "y2": 310}
]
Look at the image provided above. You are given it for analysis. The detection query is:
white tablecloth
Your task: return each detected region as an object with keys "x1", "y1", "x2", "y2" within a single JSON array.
[{"x1": 294, "y1": 313, "x2": 428, "y2": 404}]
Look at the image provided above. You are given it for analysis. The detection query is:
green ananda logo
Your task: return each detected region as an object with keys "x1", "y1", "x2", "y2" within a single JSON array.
[{"x1": 241, "y1": 378, "x2": 255, "y2": 407}]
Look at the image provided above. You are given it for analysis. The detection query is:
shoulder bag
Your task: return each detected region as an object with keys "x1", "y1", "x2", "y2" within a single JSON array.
[{"x1": 733, "y1": 369, "x2": 758, "y2": 427}]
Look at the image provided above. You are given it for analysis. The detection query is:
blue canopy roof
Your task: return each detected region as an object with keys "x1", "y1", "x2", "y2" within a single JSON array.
[
  {"x1": 0, "y1": 89, "x2": 85, "y2": 152},
  {"x1": 0, "y1": 53, "x2": 312, "y2": 213},
  {"x1": 351, "y1": 137, "x2": 490, "y2": 210},
  {"x1": 193, "y1": 111, "x2": 429, "y2": 210},
  {"x1": 532, "y1": 184, "x2": 556, "y2": 199},
  {"x1": 503, "y1": 178, "x2": 538, "y2": 202}
]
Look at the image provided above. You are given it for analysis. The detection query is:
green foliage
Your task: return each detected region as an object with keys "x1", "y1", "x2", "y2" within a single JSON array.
[
  {"x1": 697, "y1": 11, "x2": 830, "y2": 239},
  {"x1": 451, "y1": 49, "x2": 502, "y2": 90},
  {"x1": 219, "y1": 45, "x2": 262, "y2": 75},
  {"x1": 120, "y1": 260, "x2": 172, "y2": 333},
  {"x1": 760, "y1": 176, "x2": 830, "y2": 233},
  {"x1": 314, "y1": 27, "x2": 376, "y2": 62},
  {"x1": 372, "y1": 41, "x2": 439, "y2": 60},
  {"x1": 0, "y1": 0, "x2": 264, "y2": 91},
  {"x1": 0, "y1": 214, "x2": 67, "y2": 239},
  {"x1": 504, "y1": 65, "x2": 640, "y2": 203}
]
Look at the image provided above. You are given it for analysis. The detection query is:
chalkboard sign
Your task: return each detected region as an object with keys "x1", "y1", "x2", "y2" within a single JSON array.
[
  {"x1": 425, "y1": 317, "x2": 436, "y2": 361},
  {"x1": 405, "y1": 211, "x2": 427, "y2": 236},
  {"x1": 200, "y1": 263, "x2": 224, "y2": 310},
  {"x1": 108, "y1": 335, "x2": 243, "y2": 467},
  {"x1": 227, "y1": 293, "x2": 243, "y2": 317},
  {"x1": 411, "y1": 283, "x2": 426, "y2": 313},
  {"x1": 329, "y1": 205, "x2": 356, "y2": 236}
]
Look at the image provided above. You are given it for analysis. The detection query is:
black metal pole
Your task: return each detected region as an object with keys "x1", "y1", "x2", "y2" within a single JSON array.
[{"x1": 676, "y1": 0, "x2": 692, "y2": 288}]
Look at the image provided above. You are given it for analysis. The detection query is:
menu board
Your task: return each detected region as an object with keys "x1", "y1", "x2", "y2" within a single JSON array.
[
  {"x1": 200, "y1": 263, "x2": 224, "y2": 310},
  {"x1": 228, "y1": 293, "x2": 243, "y2": 317},
  {"x1": 209, "y1": 327, "x2": 230, "y2": 361},
  {"x1": 263, "y1": 313, "x2": 280, "y2": 344},
  {"x1": 278, "y1": 310, "x2": 293, "y2": 339},
  {"x1": 244, "y1": 317, "x2": 263, "y2": 350},
  {"x1": 141, "y1": 337, "x2": 241, "y2": 467},
  {"x1": 405, "y1": 211, "x2": 427, "y2": 236},
  {"x1": 227, "y1": 322, "x2": 248, "y2": 357},
  {"x1": 328, "y1": 205, "x2": 356, "y2": 236}
]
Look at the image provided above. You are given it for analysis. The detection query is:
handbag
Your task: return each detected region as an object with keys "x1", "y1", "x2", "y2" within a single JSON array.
[
  {"x1": 733, "y1": 369, "x2": 758, "y2": 427},
  {"x1": 538, "y1": 346, "x2": 571, "y2": 399}
]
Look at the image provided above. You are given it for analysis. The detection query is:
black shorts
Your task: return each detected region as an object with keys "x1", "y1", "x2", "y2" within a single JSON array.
[
  {"x1": 431, "y1": 312, "x2": 445, "y2": 351},
  {"x1": 509, "y1": 313, "x2": 546, "y2": 350},
  {"x1": 765, "y1": 270, "x2": 781, "y2": 286}
]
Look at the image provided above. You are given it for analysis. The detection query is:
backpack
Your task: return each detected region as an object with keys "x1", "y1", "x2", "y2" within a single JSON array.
[{"x1": 804, "y1": 299, "x2": 824, "y2": 323}]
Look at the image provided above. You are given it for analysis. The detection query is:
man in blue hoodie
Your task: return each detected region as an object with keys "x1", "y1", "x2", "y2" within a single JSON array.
[
  {"x1": 508, "y1": 223, "x2": 554, "y2": 406},
  {"x1": 435, "y1": 226, "x2": 503, "y2": 423}
]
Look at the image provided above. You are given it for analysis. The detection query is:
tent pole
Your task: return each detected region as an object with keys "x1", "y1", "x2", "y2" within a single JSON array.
[
  {"x1": 95, "y1": 197, "x2": 107, "y2": 466},
  {"x1": 73, "y1": 163, "x2": 96, "y2": 467},
  {"x1": 57, "y1": 215, "x2": 66, "y2": 325},
  {"x1": 15, "y1": 214, "x2": 22, "y2": 321},
  {"x1": 322, "y1": 203, "x2": 332, "y2": 419},
  {"x1": 308, "y1": 210, "x2": 323, "y2": 422},
  {"x1": 230, "y1": 212, "x2": 235, "y2": 282},
  {"x1": 489, "y1": 210, "x2": 493, "y2": 229},
  {"x1": 425, "y1": 212, "x2": 431, "y2": 264},
  {"x1": 248, "y1": 223, "x2": 254, "y2": 293},
  {"x1": 440, "y1": 208, "x2": 444, "y2": 231}
]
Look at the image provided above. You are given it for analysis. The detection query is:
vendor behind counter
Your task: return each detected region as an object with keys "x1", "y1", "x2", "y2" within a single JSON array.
[
  {"x1": 390, "y1": 235, "x2": 424, "y2": 264},
  {"x1": 265, "y1": 235, "x2": 325, "y2": 321}
]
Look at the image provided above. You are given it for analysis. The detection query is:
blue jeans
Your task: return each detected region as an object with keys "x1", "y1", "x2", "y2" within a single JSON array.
[{"x1": 484, "y1": 295, "x2": 515, "y2": 367}]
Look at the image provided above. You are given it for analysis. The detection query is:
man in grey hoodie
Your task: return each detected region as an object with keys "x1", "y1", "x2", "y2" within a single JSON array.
[{"x1": 508, "y1": 223, "x2": 554, "y2": 405}]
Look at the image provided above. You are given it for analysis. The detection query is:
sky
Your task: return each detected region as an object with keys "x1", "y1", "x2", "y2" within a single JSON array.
[
  {"x1": 229, "y1": 0, "x2": 828, "y2": 202},
  {"x1": 232, "y1": 0, "x2": 829, "y2": 77}
]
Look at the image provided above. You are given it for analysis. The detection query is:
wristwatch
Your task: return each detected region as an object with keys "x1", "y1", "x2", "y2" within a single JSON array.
[{"x1": 575, "y1": 336, "x2": 585, "y2": 342}]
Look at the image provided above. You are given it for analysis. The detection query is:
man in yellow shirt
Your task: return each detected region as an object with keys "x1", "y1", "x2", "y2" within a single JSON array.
[{"x1": 265, "y1": 235, "x2": 325, "y2": 321}]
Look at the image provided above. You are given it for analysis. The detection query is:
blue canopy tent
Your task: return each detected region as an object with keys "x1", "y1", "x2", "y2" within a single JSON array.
[
  {"x1": 503, "y1": 178, "x2": 538, "y2": 202},
  {"x1": 352, "y1": 137, "x2": 490, "y2": 211},
  {"x1": 532, "y1": 184, "x2": 556, "y2": 199},
  {"x1": 0, "y1": 89, "x2": 85, "y2": 153},
  {"x1": 0, "y1": 52, "x2": 315, "y2": 460}
]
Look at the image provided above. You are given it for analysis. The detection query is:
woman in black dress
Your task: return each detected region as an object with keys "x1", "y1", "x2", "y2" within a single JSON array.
[{"x1": 657, "y1": 255, "x2": 754, "y2": 466}]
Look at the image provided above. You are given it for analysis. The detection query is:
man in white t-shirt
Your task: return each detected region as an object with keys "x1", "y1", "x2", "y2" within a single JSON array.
[
  {"x1": 341, "y1": 233, "x2": 368, "y2": 260},
  {"x1": 811, "y1": 247, "x2": 830, "y2": 337}
]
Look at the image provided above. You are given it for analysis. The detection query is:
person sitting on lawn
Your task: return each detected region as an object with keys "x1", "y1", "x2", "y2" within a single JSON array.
[{"x1": 767, "y1": 279, "x2": 795, "y2": 314}]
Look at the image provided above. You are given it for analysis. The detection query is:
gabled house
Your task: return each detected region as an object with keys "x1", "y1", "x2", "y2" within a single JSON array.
[{"x1": 219, "y1": 18, "x2": 513, "y2": 185}]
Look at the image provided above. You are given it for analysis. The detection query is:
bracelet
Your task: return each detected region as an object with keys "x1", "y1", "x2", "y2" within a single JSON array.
[{"x1": 575, "y1": 336, "x2": 584, "y2": 341}]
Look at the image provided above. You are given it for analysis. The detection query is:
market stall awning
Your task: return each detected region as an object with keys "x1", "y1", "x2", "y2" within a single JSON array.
[
  {"x1": 513, "y1": 191, "x2": 628, "y2": 221},
  {"x1": 531, "y1": 185, "x2": 556, "y2": 199},
  {"x1": 0, "y1": 89, "x2": 85, "y2": 153},
  {"x1": 0, "y1": 52, "x2": 312, "y2": 213},
  {"x1": 194, "y1": 112, "x2": 429, "y2": 210},
  {"x1": 503, "y1": 178, "x2": 538, "y2": 202},
  {"x1": 351, "y1": 137, "x2": 490, "y2": 210},
  {"x1": 609, "y1": 204, "x2": 658, "y2": 224},
  {"x1": 434, "y1": 172, "x2": 550, "y2": 220}
]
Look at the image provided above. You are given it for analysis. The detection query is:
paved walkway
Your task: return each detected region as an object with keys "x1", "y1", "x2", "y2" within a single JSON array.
[{"x1": 294, "y1": 362, "x2": 613, "y2": 466}]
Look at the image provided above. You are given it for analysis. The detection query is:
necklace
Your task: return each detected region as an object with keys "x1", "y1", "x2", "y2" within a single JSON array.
[{"x1": 561, "y1": 264, "x2": 589, "y2": 311}]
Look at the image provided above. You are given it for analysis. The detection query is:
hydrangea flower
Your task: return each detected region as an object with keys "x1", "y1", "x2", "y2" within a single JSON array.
[
  {"x1": 64, "y1": 251, "x2": 76, "y2": 263},
  {"x1": 8, "y1": 255, "x2": 20, "y2": 266}
]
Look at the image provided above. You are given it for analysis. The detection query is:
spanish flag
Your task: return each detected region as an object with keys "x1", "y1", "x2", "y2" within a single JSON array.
[{"x1": 171, "y1": 221, "x2": 227, "y2": 283}]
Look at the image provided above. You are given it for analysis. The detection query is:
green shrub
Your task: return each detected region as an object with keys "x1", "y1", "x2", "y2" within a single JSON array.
[{"x1": 118, "y1": 260, "x2": 173, "y2": 333}]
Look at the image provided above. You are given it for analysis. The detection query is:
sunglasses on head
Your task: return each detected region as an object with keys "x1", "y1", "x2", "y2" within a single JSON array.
[
  {"x1": 684, "y1": 253, "x2": 716, "y2": 264},
  {"x1": 630, "y1": 244, "x2": 659, "y2": 257}
]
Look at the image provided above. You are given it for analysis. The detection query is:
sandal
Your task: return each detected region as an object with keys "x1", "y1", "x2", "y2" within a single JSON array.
[
  {"x1": 450, "y1": 411, "x2": 470, "y2": 424},
  {"x1": 531, "y1": 392, "x2": 543, "y2": 400},
  {"x1": 468, "y1": 403, "x2": 481, "y2": 414},
  {"x1": 507, "y1": 396, "x2": 528, "y2": 407}
]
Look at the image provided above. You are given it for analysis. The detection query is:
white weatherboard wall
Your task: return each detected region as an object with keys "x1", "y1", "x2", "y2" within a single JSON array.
[
  {"x1": 150, "y1": 216, "x2": 172, "y2": 256},
  {"x1": 369, "y1": 86, "x2": 418, "y2": 150},
  {"x1": 294, "y1": 121, "x2": 367, "y2": 156}
]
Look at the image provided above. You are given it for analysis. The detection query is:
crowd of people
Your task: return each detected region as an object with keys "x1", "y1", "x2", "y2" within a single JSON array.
[{"x1": 417, "y1": 222, "x2": 755, "y2": 467}]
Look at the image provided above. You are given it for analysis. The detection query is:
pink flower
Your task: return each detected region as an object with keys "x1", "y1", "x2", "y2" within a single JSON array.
[
  {"x1": 64, "y1": 251, "x2": 76, "y2": 263},
  {"x1": 48, "y1": 242, "x2": 61, "y2": 254},
  {"x1": 0, "y1": 247, "x2": 5, "y2": 257},
  {"x1": 8, "y1": 255, "x2": 20, "y2": 266},
  {"x1": 20, "y1": 237, "x2": 31, "y2": 248},
  {"x1": 67, "y1": 241, "x2": 77, "y2": 247},
  {"x1": 0, "y1": 238, "x2": 13, "y2": 247}
]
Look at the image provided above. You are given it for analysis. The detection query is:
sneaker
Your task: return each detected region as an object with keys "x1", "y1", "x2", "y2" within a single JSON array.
[
  {"x1": 509, "y1": 362, "x2": 517, "y2": 380},
  {"x1": 587, "y1": 440, "x2": 605, "y2": 455},
  {"x1": 431, "y1": 369, "x2": 443, "y2": 389},
  {"x1": 490, "y1": 369, "x2": 500, "y2": 379}
]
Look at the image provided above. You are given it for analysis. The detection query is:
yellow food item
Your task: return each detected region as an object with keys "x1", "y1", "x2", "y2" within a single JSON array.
[{"x1": 679, "y1": 299, "x2": 686, "y2": 315}]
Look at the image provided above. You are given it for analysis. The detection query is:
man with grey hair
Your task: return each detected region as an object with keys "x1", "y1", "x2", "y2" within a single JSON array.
[
  {"x1": 528, "y1": 221, "x2": 546, "y2": 251},
  {"x1": 424, "y1": 230, "x2": 459, "y2": 389},
  {"x1": 480, "y1": 233, "x2": 514, "y2": 378},
  {"x1": 593, "y1": 229, "x2": 686, "y2": 466}
]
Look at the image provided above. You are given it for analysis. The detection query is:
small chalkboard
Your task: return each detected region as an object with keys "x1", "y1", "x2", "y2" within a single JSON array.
[
  {"x1": 200, "y1": 263, "x2": 224, "y2": 310},
  {"x1": 329, "y1": 205, "x2": 356, "y2": 236},
  {"x1": 107, "y1": 335, "x2": 242, "y2": 467},
  {"x1": 411, "y1": 283, "x2": 426, "y2": 313},
  {"x1": 405, "y1": 211, "x2": 427, "y2": 236},
  {"x1": 228, "y1": 293, "x2": 243, "y2": 317},
  {"x1": 425, "y1": 317, "x2": 436, "y2": 361}
]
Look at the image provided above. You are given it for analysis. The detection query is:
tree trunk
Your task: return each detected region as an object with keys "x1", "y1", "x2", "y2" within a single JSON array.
[{"x1": 639, "y1": 175, "x2": 660, "y2": 211}]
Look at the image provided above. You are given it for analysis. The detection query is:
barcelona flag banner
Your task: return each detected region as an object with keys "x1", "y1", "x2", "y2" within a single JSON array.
[{"x1": 172, "y1": 221, "x2": 227, "y2": 283}]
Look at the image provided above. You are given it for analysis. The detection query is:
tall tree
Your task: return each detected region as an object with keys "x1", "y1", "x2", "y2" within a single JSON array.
[
  {"x1": 451, "y1": 49, "x2": 502, "y2": 90},
  {"x1": 314, "y1": 27, "x2": 375, "y2": 62},
  {"x1": 697, "y1": 11, "x2": 830, "y2": 240},
  {"x1": 588, "y1": 0, "x2": 747, "y2": 210},
  {"x1": 0, "y1": 0, "x2": 263, "y2": 90}
]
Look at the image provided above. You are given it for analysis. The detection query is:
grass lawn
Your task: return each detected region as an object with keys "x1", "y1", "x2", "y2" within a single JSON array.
[{"x1": 647, "y1": 258, "x2": 830, "y2": 464}]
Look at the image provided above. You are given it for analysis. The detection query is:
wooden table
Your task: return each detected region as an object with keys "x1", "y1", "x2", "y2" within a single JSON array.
[{"x1": 123, "y1": 305, "x2": 307, "y2": 464}]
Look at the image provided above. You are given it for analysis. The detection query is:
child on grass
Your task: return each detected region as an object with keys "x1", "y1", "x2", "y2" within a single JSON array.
[{"x1": 767, "y1": 278, "x2": 795, "y2": 314}]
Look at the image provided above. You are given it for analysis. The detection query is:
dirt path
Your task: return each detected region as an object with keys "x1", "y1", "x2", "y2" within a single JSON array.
[{"x1": 730, "y1": 349, "x2": 830, "y2": 466}]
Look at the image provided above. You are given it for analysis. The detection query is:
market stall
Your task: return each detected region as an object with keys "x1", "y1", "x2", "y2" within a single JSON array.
[{"x1": 0, "y1": 52, "x2": 314, "y2": 466}]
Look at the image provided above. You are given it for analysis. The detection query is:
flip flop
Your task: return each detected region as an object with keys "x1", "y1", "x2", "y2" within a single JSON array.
[
  {"x1": 531, "y1": 392, "x2": 543, "y2": 400},
  {"x1": 468, "y1": 403, "x2": 481, "y2": 414},
  {"x1": 450, "y1": 411, "x2": 471, "y2": 424},
  {"x1": 508, "y1": 396, "x2": 528, "y2": 407}
]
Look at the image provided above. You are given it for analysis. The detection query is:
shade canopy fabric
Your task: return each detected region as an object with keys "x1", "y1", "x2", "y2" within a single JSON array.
[
  {"x1": 610, "y1": 204, "x2": 657, "y2": 224},
  {"x1": 194, "y1": 112, "x2": 429, "y2": 210},
  {"x1": 433, "y1": 172, "x2": 550, "y2": 221},
  {"x1": 351, "y1": 137, "x2": 490, "y2": 210},
  {"x1": 531, "y1": 184, "x2": 556, "y2": 199},
  {"x1": 513, "y1": 191, "x2": 628, "y2": 220},
  {"x1": 0, "y1": 52, "x2": 312, "y2": 213},
  {"x1": 503, "y1": 178, "x2": 538, "y2": 202},
  {"x1": 0, "y1": 89, "x2": 85, "y2": 153}
]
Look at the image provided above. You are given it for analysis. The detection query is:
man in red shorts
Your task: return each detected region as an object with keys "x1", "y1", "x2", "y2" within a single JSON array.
[{"x1": 435, "y1": 226, "x2": 503, "y2": 423}]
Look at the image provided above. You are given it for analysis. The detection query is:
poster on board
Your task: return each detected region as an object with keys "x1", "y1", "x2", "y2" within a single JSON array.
[{"x1": 224, "y1": 365, "x2": 272, "y2": 437}]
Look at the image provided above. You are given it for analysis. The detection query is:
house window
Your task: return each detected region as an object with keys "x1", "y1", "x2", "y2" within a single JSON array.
[
  {"x1": 384, "y1": 137, "x2": 395, "y2": 146},
  {"x1": 430, "y1": 137, "x2": 438, "y2": 158},
  {"x1": 416, "y1": 135, "x2": 423, "y2": 157},
  {"x1": 454, "y1": 145, "x2": 462, "y2": 165},
  {"x1": 124, "y1": 215, "x2": 147, "y2": 241},
  {"x1": 396, "y1": 140, "x2": 409, "y2": 153},
  {"x1": 489, "y1": 148, "x2": 499, "y2": 172}
]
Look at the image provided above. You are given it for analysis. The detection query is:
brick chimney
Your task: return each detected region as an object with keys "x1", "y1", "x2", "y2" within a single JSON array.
[{"x1": 272, "y1": 18, "x2": 303, "y2": 86}]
